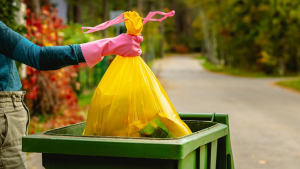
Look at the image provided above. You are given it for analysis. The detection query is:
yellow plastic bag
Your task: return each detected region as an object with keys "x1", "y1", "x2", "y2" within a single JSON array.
[{"x1": 83, "y1": 11, "x2": 192, "y2": 138}]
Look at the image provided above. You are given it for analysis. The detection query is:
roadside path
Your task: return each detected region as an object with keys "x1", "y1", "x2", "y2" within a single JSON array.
[{"x1": 152, "y1": 55, "x2": 300, "y2": 169}]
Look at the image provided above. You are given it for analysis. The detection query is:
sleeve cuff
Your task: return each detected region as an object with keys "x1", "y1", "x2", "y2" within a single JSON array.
[{"x1": 75, "y1": 44, "x2": 86, "y2": 63}]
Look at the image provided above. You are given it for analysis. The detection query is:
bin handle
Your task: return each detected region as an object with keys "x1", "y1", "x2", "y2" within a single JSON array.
[{"x1": 211, "y1": 112, "x2": 216, "y2": 122}]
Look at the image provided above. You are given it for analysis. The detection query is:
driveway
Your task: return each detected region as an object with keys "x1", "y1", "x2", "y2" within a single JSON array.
[{"x1": 152, "y1": 55, "x2": 300, "y2": 169}]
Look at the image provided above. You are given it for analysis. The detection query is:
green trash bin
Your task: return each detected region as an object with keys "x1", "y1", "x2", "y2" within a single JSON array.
[{"x1": 22, "y1": 113, "x2": 234, "y2": 169}]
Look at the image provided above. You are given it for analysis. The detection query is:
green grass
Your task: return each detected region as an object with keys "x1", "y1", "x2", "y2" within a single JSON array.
[
  {"x1": 196, "y1": 56, "x2": 272, "y2": 78},
  {"x1": 78, "y1": 89, "x2": 95, "y2": 108},
  {"x1": 276, "y1": 80, "x2": 300, "y2": 92}
]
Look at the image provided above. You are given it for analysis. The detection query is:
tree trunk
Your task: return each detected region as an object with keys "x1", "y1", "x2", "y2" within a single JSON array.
[
  {"x1": 185, "y1": 6, "x2": 192, "y2": 37},
  {"x1": 102, "y1": 0, "x2": 108, "y2": 38},
  {"x1": 209, "y1": 22, "x2": 219, "y2": 65},
  {"x1": 200, "y1": 7, "x2": 218, "y2": 65},
  {"x1": 159, "y1": 0, "x2": 164, "y2": 58},
  {"x1": 200, "y1": 10, "x2": 210, "y2": 60},
  {"x1": 72, "y1": 5, "x2": 76, "y2": 23},
  {"x1": 31, "y1": 0, "x2": 40, "y2": 18},
  {"x1": 279, "y1": 36, "x2": 286, "y2": 76},
  {"x1": 218, "y1": 0, "x2": 225, "y2": 65},
  {"x1": 145, "y1": 1, "x2": 153, "y2": 63},
  {"x1": 278, "y1": 57, "x2": 285, "y2": 76},
  {"x1": 171, "y1": 0, "x2": 180, "y2": 36},
  {"x1": 137, "y1": 0, "x2": 145, "y2": 61},
  {"x1": 67, "y1": 3, "x2": 72, "y2": 24},
  {"x1": 90, "y1": 2, "x2": 95, "y2": 21},
  {"x1": 137, "y1": 0, "x2": 143, "y2": 15},
  {"x1": 73, "y1": 2, "x2": 82, "y2": 24},
  {"x1": 297, "y1": 47, "x2": 300, "y2": 74},
  {"x1": 127, "y1": 0, "x2": 132, "y2": 11}
]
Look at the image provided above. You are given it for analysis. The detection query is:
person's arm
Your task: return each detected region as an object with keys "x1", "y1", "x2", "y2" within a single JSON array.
[
  {"x1": 0, "y1": 21, "x2": 142, "y2": 70},
  {"x1": 0, "y1": 21, "x2": 85, "y2": 71}
]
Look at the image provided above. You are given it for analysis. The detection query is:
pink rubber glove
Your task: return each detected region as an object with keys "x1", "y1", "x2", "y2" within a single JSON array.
[{"x1": 80, "y1": 33, "x2": 143, "y2": 67}]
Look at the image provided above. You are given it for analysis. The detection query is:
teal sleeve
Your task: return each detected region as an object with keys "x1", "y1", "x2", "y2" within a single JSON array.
[
  {"x1": 0, "y1": 20, "x2": 86, "y2": 71},
  {"x1": 13, "y1": 38, "x2": 85, "y2": 70},
  {"x1": 0, "y1": 21, "x2": 23, "y2": 58}
]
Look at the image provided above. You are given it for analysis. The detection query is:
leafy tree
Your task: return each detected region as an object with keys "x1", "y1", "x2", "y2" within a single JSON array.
[
  {"x1": 186, "y1": 0, "x2": 300, "y2": 76},
  {"x1": 0, "y1": 0, "x2": 26, "y2": 33}
]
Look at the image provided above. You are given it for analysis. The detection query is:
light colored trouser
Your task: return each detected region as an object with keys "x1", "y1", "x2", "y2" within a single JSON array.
[{"x1": 0, "y1": 91, "x2": 29, "y2": 169}]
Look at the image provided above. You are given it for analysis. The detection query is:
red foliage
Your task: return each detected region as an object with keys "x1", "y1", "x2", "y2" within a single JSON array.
[
  {"x1": 219, "y1": 28, "x2": 231, "y2": 38},
  {"x1": 174, "y1": 44, "x2": 190, "y2": 53},
  {"x1": 22, "y1": 5, "x2": 85, "y2": 133}
]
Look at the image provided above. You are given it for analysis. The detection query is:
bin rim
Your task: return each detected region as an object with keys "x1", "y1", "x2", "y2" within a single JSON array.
[
  {"x1": 23, "y1": 119, "x2": 228, "y2": 159},
  {"x1": 43, "y1": 120, "x2": 217, "y2": 140}
]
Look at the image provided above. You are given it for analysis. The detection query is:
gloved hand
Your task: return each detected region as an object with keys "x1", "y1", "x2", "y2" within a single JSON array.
[{"x1": 80, "y1": 33, "x2": 143, "y2": 67}]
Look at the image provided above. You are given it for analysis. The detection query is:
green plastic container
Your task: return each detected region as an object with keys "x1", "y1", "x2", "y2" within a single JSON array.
[{"x1": 22, "y1": 113, "x2": 235, "y2": 169}]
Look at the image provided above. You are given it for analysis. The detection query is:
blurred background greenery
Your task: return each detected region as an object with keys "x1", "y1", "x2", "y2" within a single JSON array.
[
  {"x1": 6, "y1": 0, "x2": 300, "y2": 76},
  {"x1": 186, "y1": 0, "x2": 300, "y2": 77}
]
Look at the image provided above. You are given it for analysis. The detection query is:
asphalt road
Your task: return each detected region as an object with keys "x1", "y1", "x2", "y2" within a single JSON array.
[
  {"x1": 152, "y1": 55, "x2": 300, "y2": 169},
  {"x1": 26, "y1": 54, "x2": 300, "y2": 169}
]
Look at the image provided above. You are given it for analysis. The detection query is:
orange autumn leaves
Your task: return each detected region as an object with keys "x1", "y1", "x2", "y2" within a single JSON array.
[{"x1": 22, "y1": 5, "x2": 85, "y2": 134}]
